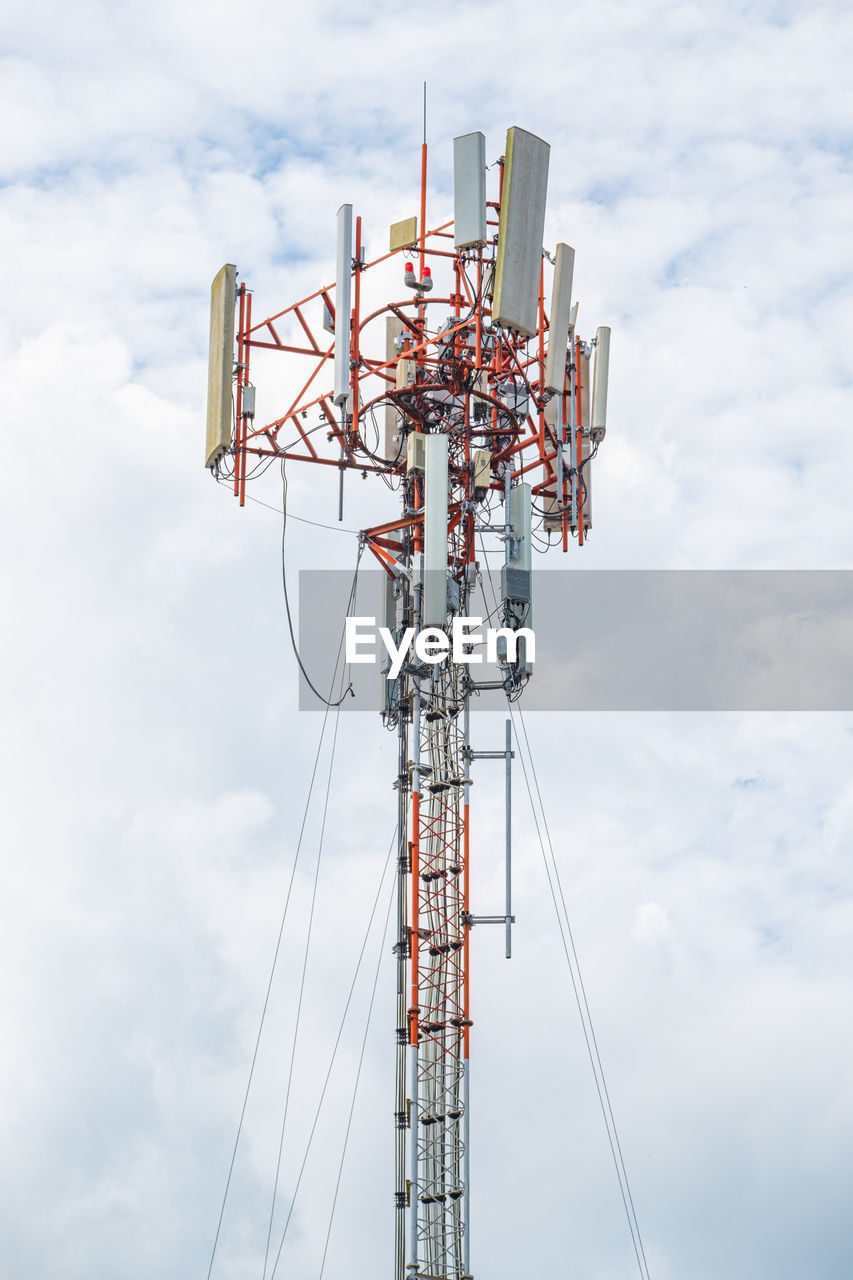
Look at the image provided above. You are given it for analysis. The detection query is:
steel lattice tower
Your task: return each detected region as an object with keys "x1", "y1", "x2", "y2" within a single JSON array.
[{"x1": 205, "y1": 124, "x2": 610, "y2": 1280}]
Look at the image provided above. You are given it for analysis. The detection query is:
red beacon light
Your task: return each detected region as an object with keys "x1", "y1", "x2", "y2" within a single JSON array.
[{"x1": 403, "y1": 261, "x2": 433, "y2": 292}]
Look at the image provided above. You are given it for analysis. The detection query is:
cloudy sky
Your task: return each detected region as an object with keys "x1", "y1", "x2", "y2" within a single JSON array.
[{"x1": 2, "y1": 1, "x2": 853, "y2": 1278}]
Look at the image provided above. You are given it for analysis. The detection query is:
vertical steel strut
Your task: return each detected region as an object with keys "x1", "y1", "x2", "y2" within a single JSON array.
[{"x1": 395, "y1": 692, "x2": 410, "y2": 1280}]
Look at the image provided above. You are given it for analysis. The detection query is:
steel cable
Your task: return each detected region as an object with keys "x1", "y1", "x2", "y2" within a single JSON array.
[
  {"x1": 281, "y1": 457, "x2": 361, "y2": 707},
  {"x1": 262, "y1": 574, "x2": 354, "y2": 1278},
  {"x1": 206, "y1": 542, "x2": 362, "y2": 1280},
  {"x1": 266, "y1": 826, "x2": 397, "y2": 1279},
  {"x1": 510, "y1": 702, "x2": 652, "y2": 1280},
  {"x1": 317, "y1": 857, "x2": 397, "y2": 1278},
  {"x1": 261, "y1": 701, "x2": 342, "y2": 1279},
  {"x1": 206, "y1": 692, "x2": 335, "y2": 1280},
  {"x1": 477, "y1": 534, "x2": 652, "y2": 1280}
]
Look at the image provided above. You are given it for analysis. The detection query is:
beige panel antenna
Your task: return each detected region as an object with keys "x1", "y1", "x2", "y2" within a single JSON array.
[
  {"x1": 472, "y1": 448, "x2": 491, "y2": 497},
  {"x1": 492, "y1": 127, "x2": 550, "y2": 338},
  {"x1": 390, "y1": 217, "x2": 418, "y2": 251},
  {"x1": 205, "y1": 263, "x2": 237, "y2": 469}
]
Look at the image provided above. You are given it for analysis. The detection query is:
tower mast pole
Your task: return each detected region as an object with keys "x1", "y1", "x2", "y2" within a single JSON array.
[{"x1": 205, "y1": 122, "x2": 611, "y2": 1280}]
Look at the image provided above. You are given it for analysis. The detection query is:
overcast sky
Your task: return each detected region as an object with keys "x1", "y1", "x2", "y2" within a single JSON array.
[{"x1": 2, "y1": 2, "x2": 853, "y2": 1278}]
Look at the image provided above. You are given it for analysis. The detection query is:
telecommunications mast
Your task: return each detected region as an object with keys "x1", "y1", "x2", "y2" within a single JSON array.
[{"x1": 206, "y1": 124, "x2": 611, "y2": 1280}]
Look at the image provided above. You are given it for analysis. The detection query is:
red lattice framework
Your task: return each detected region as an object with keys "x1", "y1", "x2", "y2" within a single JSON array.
[{"x1": 223, "y1": 171, "x2": 589, "y2": 561}]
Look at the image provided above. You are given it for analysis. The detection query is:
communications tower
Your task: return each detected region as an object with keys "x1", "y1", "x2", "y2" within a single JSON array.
[{"x1": 206, "y1": 125, "x2": 611, "y2": 1280}]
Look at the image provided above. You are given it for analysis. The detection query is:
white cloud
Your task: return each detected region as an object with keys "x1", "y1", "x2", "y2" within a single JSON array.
[
  {"x1": 1, "y1": 1, "x2": 853, "y2": 1277},
  {"x1": 634, "y1": 901, "x2": 670, "y2": 944}
]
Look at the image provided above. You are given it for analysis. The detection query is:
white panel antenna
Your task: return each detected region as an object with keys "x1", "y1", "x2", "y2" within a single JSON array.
[
  {"x1": 592, "y1": 325, "x2": 611, "y2": 441},
  {"x1": 508, "y1": 482, "x2": 532, "y2": 574},
  {"x1": 581, "y1": 347, "x2": 591, "y2": 429},
  {"x1": 384, "y1": 315, "x2": 405, "y2": 461},
  {"x1": 492, "y1": 128, "x2": 550, "y2": 338},
  {"x1": 544, "y1": 242, "x2": 575, "y2": 393},
  {"x1": 453, "y1": 132, "x2": 487, "y2": 249},
  {"x1": 423, "y1": 433, "x2": 449, "y2": 626},
  {"x1": 569, "y1": 300, "x2": 579, "y2": 339},
  {"x1": 333, "y1": 204, "x2": 353, "y2": 406},
  {"x1": 507, "y1": 482, "x2": 533, "y2": 672},
  {"x1": 573, "y1": 437, "x2": 592, "y2": 533}
]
